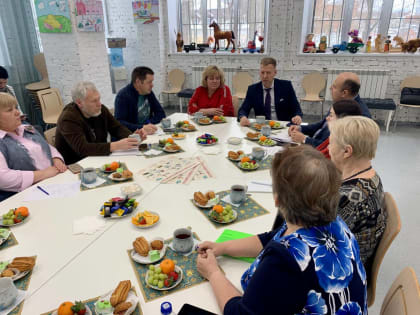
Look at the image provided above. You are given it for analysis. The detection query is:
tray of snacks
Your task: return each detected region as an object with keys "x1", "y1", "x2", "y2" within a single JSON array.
[
  {"x1": 193, "y1": 191, "x2": 219, "y2": 209},
  {"x1": 196, "y1": 133, "x2": 218, "y2": 145},
  {"x1": 197, "y1": 117, "x2": 212, "y2": 125},
  {"x1": 131, "y1": 211, "x2": 160, "y2": 228},
  {"x1": 94, "y1": 280, "x2": 139, "y2": 315},
  {"x1": 131, "y1": 236, "x2": 167, "y2": 264},
  {"x1": 99, "y1": 197, "x2": 138, "y2": 219},
  {"x1": 212, "y1": 115, "x2": 226, "y2": 123},
  {"x1": 176, "y1": 121, "x2": 197, "y2": 132},
  {"x1": 109, "y1": 169, "x2": 133, "y2": 181},
  {"x1": 246, "y1": 131, "x2": 261, "y2": 141}
]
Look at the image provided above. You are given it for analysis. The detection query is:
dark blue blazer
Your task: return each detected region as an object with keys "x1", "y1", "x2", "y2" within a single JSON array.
[
  {"x1": 301, "y1": 95, "x2": 371, "y2": 147},
  {"x1": 114, "y1": 83, "x2": 166, "y2": 131},
  {"x1": 238, "y1": 79, "x2": 303, "y2": 121}
]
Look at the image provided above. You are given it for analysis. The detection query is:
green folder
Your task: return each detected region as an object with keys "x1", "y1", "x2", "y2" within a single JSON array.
[{"x1": 215, "y1": 229, "x2": 255, "y2": 263}]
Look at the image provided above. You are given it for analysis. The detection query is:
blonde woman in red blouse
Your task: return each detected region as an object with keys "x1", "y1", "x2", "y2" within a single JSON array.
[{"x1": 188, "y1": 65, "x2": 234, "y2": 117}]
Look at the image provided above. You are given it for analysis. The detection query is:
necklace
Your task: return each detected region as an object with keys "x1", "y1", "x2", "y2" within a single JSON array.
[{"x1": 342, "y1": 166, "x2": 372, "y2": 182}]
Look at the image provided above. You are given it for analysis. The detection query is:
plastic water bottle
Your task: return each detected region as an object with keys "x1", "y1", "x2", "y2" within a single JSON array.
[{"x1": 161, "y1": 301, "x2": 175, "y2": 315}]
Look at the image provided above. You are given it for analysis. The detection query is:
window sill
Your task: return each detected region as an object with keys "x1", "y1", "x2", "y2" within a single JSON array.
[
  {"x1": 168, "y1": 50, "x2": 268, "y2": 57},
  {"x1": 295, "y1": 51, "x2": 420, "y2": 57}
]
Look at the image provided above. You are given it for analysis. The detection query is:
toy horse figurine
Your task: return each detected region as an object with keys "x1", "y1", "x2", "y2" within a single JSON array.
[{"x1": 209, "y1": 21, "x2": 235, "y2": 51}]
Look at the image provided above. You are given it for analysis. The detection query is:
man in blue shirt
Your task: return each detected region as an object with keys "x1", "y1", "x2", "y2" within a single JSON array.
[
  {"x1": 115, "y1": 66, "x2": 166, "y2": 135},
  {"x1": 289, "y1": 72, "x2": 371, "y2": 147}
]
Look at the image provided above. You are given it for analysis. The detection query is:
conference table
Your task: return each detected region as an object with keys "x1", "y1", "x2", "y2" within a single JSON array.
[{"x1": 0, "y1": 114, "x2": 290, "y2": 315}]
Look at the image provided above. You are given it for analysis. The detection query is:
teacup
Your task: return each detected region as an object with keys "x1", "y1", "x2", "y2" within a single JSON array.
[
  {"x1": 0, "y1": 277, "x2": 18, "y2": 311},
  {"x1": 161, "y1": 118, "x2": 171, "y2": 129},
  {"x1": 194, "y1": 112, "x2": 204, "y2": 120},
  {"x1": 230, "y1": 185, "x2": 248, "y2": 204},
  {"x1": 256, "y1": 115, "x2": 266, "y2": 124},
  {"x1": 81, "y1": 167, "x2": 97, "y2": 184},
  {"x1": 172, "y1": 228, "x2": 194, "y2": 253},
  {"x1": 128, "y1": 133, "x2": 141, "y2": 142},
  {"x1": 261, "y1": 125, "x2": 271, "y2": 137},
  {"x1": 252, "y1": 147, "x2": 265, "y2": 160}
]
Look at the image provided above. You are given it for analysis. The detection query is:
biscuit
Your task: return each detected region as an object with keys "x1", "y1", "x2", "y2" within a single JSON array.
[
  {"x1": 8, "y1": 257, "x2": 35, "y2": 272},
  {"x1": 113, "y1": 301, "x2": 132, "y2": 314},
  {"x1": 110, "y1": 280, "x2": 131, "y2": 307},
  {"x1": 151, "y1": 240, "x2": 164, "y2": 250},
  {"x1": 133, "y1": 237, "x2": 149, "y2": 257},
  {"x1": 206, "y1": 191, "x2": 215, "y2": 200},
  {"x1": 1, "y1": 268, "x2": 15, "y2": 277},
  {"x1": 194, "y1": 192, "x2": 208, "y2": 206},
  {"x1": 122, "y1": 170, "x2": 133, "y2": 178}
]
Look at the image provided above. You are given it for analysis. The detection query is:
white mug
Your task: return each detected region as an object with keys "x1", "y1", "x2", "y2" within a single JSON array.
[{"x1": 0, "y1": 277, "x2": 18, "y2": 310}]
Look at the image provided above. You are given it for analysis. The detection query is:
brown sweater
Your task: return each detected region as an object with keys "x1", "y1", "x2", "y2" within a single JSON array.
[{"x1": 55, "y1": 102, "x2": 131, "y2": 164}]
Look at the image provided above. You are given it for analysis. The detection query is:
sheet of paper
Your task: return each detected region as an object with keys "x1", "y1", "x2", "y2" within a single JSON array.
[
  {"x1": 110, "y1": 148, "x2": 140, "y2": 156},
  {"x1": 247, "y1": 181, "x2": 272, "y2": 193},
  {"x1": 0, "y1": 289, "x2": 26, "y2": 315},
  {"x1": 215, "y1": 229, "x2": 255, "y2": 263},
  {"x1": 23, "y1": 181, "x2": 81, "y2": 201}
]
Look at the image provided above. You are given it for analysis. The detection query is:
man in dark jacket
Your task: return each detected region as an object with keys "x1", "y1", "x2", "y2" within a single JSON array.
[
  {"x1": 115, "y1": 66, "x2": 166, "y2": 134},
  {"x1": 238, "y1": 57, "x2": 303, "y2": 126}
]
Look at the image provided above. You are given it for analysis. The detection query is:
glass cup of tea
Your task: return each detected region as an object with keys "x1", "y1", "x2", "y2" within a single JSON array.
[
  {"x1": 261, "y1": 125, "x2": 271, "y2": 137},
  {"x1": 80, "y1": 167, "x2": 97, "y2": 185},
  {"x1": 172, "y1": 228, "x2": 194, "y2": 253},
  {"x1": 161, "y1": 118, "x2": 171, "y2": 129},
  {"x1": 230, "y1": 185, "x2": 248, "y2": 204},
  {"x1": 256, "y1": 115, "x2": 266, "y2": 124}
]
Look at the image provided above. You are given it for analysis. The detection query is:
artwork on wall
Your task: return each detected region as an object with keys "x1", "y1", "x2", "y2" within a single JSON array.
[
  {"x1": 34, "y1": 0, "x2": 72, "y2": 33},
  {"x1": 132, "y1": 0, "x2": 159, "y2": 24},
  {"x1": 75, "y1": 0, "x2": 104, "y2": 32}
]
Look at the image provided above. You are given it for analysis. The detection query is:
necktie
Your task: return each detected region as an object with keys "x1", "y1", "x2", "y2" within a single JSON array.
[{"x1": 264, "y1": 88, "x2": 271, "y2": 120}]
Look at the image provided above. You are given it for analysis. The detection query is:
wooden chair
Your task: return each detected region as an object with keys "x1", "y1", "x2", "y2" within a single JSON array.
[
  {"x1": 380, "y1": 267, "x2": 420, "y2": 315},
  {"x1": 300, "y1": 72, "x2": 326, "y2": 119},
  {"x1": 368, "y1": 192, "x2": 402, "y2": 307},
  {"x1": 394, "y1": 76, "x2": 420, "y2": 129},
  {"x1": 232, "y1": 72, "x2": 252, "y2": 99},
  {"x1": 44, "y1": 127, "x2": 56, "y2": 146},
  {"x1": 37, "y1": 88, "x2": 64, "y2": 125},
  {"x1": 25, "y1": 53, "x2": 50, "y2": 91},
  {"x1": 161, "y1": 69, "x2": 185, "y2": 111}
]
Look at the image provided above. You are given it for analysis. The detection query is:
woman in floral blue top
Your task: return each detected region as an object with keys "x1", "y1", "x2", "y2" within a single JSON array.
[{"x1": 196, "y1": 145, "x2": 367, "y2": 315}]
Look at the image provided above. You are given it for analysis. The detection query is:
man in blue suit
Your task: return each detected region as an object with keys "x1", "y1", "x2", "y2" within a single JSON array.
[
  {"x1": 238, "y1": 57, "x2": 303, "y2": 126},
  {"x1": 289, "y1": 72, "x2": 371, "y2": 147}
]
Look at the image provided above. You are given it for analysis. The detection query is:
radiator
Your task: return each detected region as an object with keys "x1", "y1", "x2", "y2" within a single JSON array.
[
  {"x1": 325, "y1": 69, "x2": 390, "y2": 101},
  {"x1": 192, "y1": 66, "x2": 257, "y2": 91}
]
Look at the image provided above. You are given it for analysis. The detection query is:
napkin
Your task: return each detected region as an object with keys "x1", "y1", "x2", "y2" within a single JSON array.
[
  {"x1": 81, "y1": 177, "x2": 106, "y2": 189},
  {"x1": 73, "y1": 216, "x2": 107, "y2": 235},
  {"x1": 221, "y1": 195, "x2": 243, "y2": 207},
  {"x1": 264, "y1": 146, "x2": 284, "y2": 156},
  {"x1": 168, "y1": 237, "x2": 200, "y2": 257},
  {"x1": 143, "y1": 149, "x2": 163, "y2": 156},
  {"x1": 247, "y1": 180, "x2": 272, "y2": 193},
  {"x1": 201, "y1": 147, "x2": 221, "y2": 155},
  {"x1": 0, "y1": 289, "x2": 26, "y2": 315}
]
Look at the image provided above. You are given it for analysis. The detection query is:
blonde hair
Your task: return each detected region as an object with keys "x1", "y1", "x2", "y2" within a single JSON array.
[
  {"x1": 260, "y1": 57, "x2": 277, "y2": 67},
  {"x1": 0, "y1": 92, "x2": 18, "y2": 110},
  {"x1": 329, "y1": 116, "x2": 380, "y2": 160},
  {"x1": 201, "y1": 65, "x2": 225, "y2": 88}
]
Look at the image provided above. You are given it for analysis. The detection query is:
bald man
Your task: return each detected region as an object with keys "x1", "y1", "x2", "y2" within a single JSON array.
[{"x1": 289, "y1": 72, "x2": 371, "y2": 146}]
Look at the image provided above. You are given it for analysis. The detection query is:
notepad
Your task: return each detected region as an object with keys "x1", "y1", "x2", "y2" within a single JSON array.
[{"x1": 215, "y1": 229, "x2": 255, "y2": 263}]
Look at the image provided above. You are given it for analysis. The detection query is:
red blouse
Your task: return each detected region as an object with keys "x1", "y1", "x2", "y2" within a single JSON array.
[
  {"x1": 188, "y1": 85, "x2": 234, "y2": 117},
  {"x1": 316, "y1": 137, "x2": 330, "y2": 159}
]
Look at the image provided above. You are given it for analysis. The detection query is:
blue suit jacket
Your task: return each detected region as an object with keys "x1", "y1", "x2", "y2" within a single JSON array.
[
  {"x1": 238, "y1": 79, "x2": 303, "y2": 121},
  {"x1": 114, "y1": 83, "x2": 166, "y2": 131},
  {"x1": 301, "y1": 95, "x2": 371, "y2": 147}
]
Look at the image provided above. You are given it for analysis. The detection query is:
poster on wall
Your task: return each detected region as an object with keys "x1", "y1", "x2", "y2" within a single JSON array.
[
  {"x1": 75, "y1": 0, "x2": 104, "y2": 32},
  {"x1": 132, "y1": 0, "x2": 159, "y2": 24},
  {"x1": 34, "y1": 0, "x2": 72, "y2": 33}
]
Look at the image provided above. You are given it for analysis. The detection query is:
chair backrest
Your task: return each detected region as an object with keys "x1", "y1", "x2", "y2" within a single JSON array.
[
  {"x1": 44, "y1": 127, "x2": 57, "y2": 146},
  {"x1": 232, "y1": 72, "x2": 253, "y2": 95},
  {"x1": 34, "y1": 53, "x2": 49, "y2": 80},
  {"x1": 368, "y1": 192, "x2": 402, "y2": 306},
  {"x1": 232, "y1": 95, "x2": 240, "y2": 117},
  {"x1": 167, "y1": 69, "x2": 185, "y2": 90},
  {"x1": 301, "y1": 72, "x2": 326, "y2": 99},
  {"x1": 36, "y1": 88, "x2": 64, "y2": 124},
  {"x1": 380, "y1": 267, "x2": 420, "y2": 315},
  {"x1": 400, "y1": 76, "x2": 420, "y2": 90}
]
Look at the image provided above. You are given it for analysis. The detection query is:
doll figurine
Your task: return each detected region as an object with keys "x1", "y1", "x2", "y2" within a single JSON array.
[
  {"x1": 384, "y1": 35, "x2": 391, "y2": 52},
  {"x1": 348, "y1": 29, "x2": 364, "y2": 44},
  {"x1": 303, "y1": 33, "x2": 316, "y2": 53},
  {"x1": 366, "y1": 36, "x2": 372, "y2": 52},
  {"x1": 375, "y1": 34, "x2": 383, "y2": 52},
  {"x1": 317, "y1": 35, "x2": 327, "y2": 53}
]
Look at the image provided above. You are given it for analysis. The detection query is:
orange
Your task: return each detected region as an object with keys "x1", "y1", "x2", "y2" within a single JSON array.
[
  {"x1": 213, "y1": 116, "x2": 220, "y2": 121},
  {"x1": 259, "y1": 136, "x2": 267, "y2": 142},
  {"x1": 15, "y1": 207, "x2": 29, "y2": 217},
  {"x1": 241, "y1": 156, "x2": 251, "y2": 163},
  {"x1": 57, "y1": 301, "x2": 74, "y2": 315},
  {"x1": 213, "y1": 204, "x2": 224, "y2": 213},
  {"x1": 160, "y1": 259, "x2": 175, "y2": 274},
  {"x1": 166, "y1": 138, "x2": 174, "y2": 144},
  {"x1": 110, "y1": 161, "x2": 119, "y2": 171},
  {"x1": 269, "y1": 120, "x2": 275, "y2": 127},
  {"x1": 183, "y1": 120, "x2": 189, "y2": 124}
]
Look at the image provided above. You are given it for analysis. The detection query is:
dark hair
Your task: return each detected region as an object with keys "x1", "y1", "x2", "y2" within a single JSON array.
[
  {"x1": 342, "y1": 79, "x2": 360, "y2": 96},
  {"x1": 131, "y1": 66, "x2": 154, "y2": 84},
  {"x1": 332, "y1": 99, "x2": 362, "y2": 118},
  {"x1": 271, "y1": 145, "x2": 341, "y2": 228},
  {"x1": 0, "y1": 66, "x2": 8, "y2": 79}
]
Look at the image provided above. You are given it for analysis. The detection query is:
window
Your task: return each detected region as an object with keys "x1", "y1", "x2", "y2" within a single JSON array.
[
  {"x1": 309, "y1": 0, "x2": 420, "y2": 47},
  {"x1": 178, "y1": 0, "x2": 268, "y2": 50}
]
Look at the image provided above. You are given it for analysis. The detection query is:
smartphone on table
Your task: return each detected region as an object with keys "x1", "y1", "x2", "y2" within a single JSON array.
[
  {"x1": 178, "y1": 303, "x2": 217, "y2": 315},
  {"x1": 68, "y1": 163, "x2": 82, "y2": 174}
]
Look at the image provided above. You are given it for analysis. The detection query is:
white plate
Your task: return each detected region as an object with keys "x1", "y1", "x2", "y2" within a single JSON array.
[
  {"x1": 163, "y1": 146, "x2": 181, "y2": 153},
  {"x1": 0, "y1": 229, "x2": 11, "y2": 245},
  {"x1": 227, "y1": 137, "x2": 242, "y2": 145},
  {"x1": 227, "y1": 156, "x2": 241, "y2": 162},
  {"x1": 192, "y1": 196, "x2": 219, "y2": 209},
  {"x1": 145, "y1": 265, "x2": 183, "y2": 291},
  {"x1": 108, "y1": 173, "x2": 132, "y2": 182},
  {"x1": 132, "y1": 211, "x2": 160, "y2": 229},
  {"x1": 237, "y1": 162, "x2": 260, "y2": 171},
  {"x1": 95, "y1": 288, "x2": 139, "y2": 315},
  {"x1": 0, "y1": 268, "x2": 31, "y2": 282},
  {"x1": 131, "y1": 243, "x2": 167, "y2": 264},
  {"x1": 181, "y1": 126, "x2": 197, "y2": 132},
  {"x1": 0, "y1": 216, "x2": 29, "y2": 227},
  {"x1": 208, "y1": 209, "x2": 238, "y2": 224},
  {"x1": 197, "y1": 119, "x2": 212, "y2": 125},
  {"x1": 258, "y1": 140, "x2": 276, "y2": 147},
  {"x1": 52, "y1": 306, "x2": 92, "y2": 315},
  {"x1": 246, "y1": 136, "x2": 260, "y2": 141},
  {"x1": 101, "y1": 165, "x2": 116, "y2": 173}
]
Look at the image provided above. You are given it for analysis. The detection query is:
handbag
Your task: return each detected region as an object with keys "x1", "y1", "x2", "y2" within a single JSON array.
[{"x1": 400, "y1": 87, "x2": 420, "y2": 105}]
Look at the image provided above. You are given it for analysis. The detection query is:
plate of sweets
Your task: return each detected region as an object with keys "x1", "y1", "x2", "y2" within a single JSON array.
[
  {"x1": 101, "y1": 161, "x2": 121, "y2": 173},
  {"x1": 172, "y1": 132, "x2": 185, "y2": 140},
  {"x1": 94, "y1": 280, "x2": 139, "y2": 315},
  {"x1": 0, "y1": 207, "x2": 29, "y2": 227},
  {"x1": 258, "y1": 136, "x2": 276, "y2": 147},
  {"x1": 253, "y1": 123, "x2": 263, "y2": 131},
  {"x1": 145, "y1": 259, "x2": 183, "y2": 291},
  {"x1": 52, "y1": 300, "x2": 92, "y2": 315},
  {"x1": 196, "y1": 133, "x2": 218, "y2": 146},
  {"x1": 176, "y1": 120, "x2": 197, "y2": 132},
  {"x1": 268, "y1": 120, "x2": 285, "y2": 129},
  {"x1": 0, "y1": 256, "x2": 36, "y2": 282},
  {"x1": 193, "y1": 190, "x2": 219, "y2": 209},
  {"x1": 198, "y1": 117, "x2": 212, "y2": 125},
  {"x1": 163, "y1": 143, "x2": 182, "y2": 153},
  {"x1": 131, "y1": 210, "x2": 160, "y2": 228},
  {"x1": 212, "y1": 115, "x2": 226, "y2": 123},
  {"x1": 131, "y1": 236, "x2": 167, "y2": 264},
  {"x1": 246, "y1": 131, "x2": 261, "y2": 141},
  {"x1": 238, "y1": 157, "x2": 259, "y2": 171},
  {"x1": 208, "y1": 204, "x2": 238, "y2": 224},
  {"x1": 99, "y1": 197, "x2": 138, "y2": 219},
  {"x1": 109, "y1": 169, "x2": 133, "y2": 181},
  {"x1": 227, "y1": 150, "x2": 245, "y2": 162}
]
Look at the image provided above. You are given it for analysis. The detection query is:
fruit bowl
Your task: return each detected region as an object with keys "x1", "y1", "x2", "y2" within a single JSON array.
[
  {"x1": 145, "y1": 263, "x2": 183, "y2": 291},
  {"x1": 0, "y1": 207, "x2": 29, "y2": 227},
  {"x1": 196, "y1": 133, "x2": 218, "y2": 146},
  {"x1": 258, "y1": 137, "x2": 276, "y2": 146},
  {"x1": 238, "y1": 161, "x2": 259, "y2": 171},
  {"x1": 101, "y1": 161, "x2": 121, "y2": 173},
  {"x1": 208, "y1": 205, "x2": 237, "y2": 224},
  {"x1": 131, "y1": 211, "x2": 160, "y2": 228},
  {"x1": 269, "y1": 120, "x2": 284, "y2": 129},
  {"x1": 213, "y1": 115, "x2": 226, "y2": 123}
]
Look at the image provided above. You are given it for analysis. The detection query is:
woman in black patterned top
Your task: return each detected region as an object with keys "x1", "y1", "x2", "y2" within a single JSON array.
[{"x1": 329, "y1": 116, "x2": 387, "y2": 271}]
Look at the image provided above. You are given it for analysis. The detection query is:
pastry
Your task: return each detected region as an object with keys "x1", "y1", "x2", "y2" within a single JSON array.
[
  {"x1": 194, "y1": 192, "x2": 208, "y2": 206},
  {"x1": 112, "y1": 172, "x2": 122, "y2": 178},
  {"x1": 122, "y1": 170, "x2": 133, "y2": 179},
  {"x1": 246, "y1": 132, "x2": 260, "y2": 139},
  {"x1": 1, "y1": 268, "x2": 15, "y2": 277},
  {"x1": 110, "y1": 280, "x2": 131, "y2": 307},
  {"x1": 237, "y1": 150, "x2": 244, "y2": 155},
  {"x1": 8, "y1": 256, "x2": 35, "y2": 272},
  {"x1": 206, "y1": 191, "x2": 215, "y2": 200},
  {"x1": 113, "y1": 301, "x2": 132, "y2": 314},
  {"x1": 228, "y1": 151, "x2": 239, "y2": 160},
  {"x1": 151, "y1": 240, "x2": 164, "y2": 250},
  {"x1": 133, "y1": 237, "x2": 149, "y2": 257}
]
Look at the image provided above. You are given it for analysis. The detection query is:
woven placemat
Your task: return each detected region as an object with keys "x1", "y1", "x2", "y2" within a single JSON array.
[
  {"x1": 227, "y1": 155, "x2": 273, "y2": 172},
  {"x1": 0, "y1": 230, "x2": 18, "y2": 251},
  {"x1": 79, "y1": 162, "x2": 133, "y2": 191}
]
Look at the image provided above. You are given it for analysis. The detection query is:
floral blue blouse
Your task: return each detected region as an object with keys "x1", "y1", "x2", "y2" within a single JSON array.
[{"x1": 224, "y1": 217, "x2": 367, "y2": 315}]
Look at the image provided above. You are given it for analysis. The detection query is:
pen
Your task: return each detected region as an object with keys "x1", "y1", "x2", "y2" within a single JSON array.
[{"x1": 37, "y1": 185, "x2": 50, "y2": 196}]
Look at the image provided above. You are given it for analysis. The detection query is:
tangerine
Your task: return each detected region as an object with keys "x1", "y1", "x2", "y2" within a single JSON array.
[
  {"x1": 167, "y1": 138, "x2": 174, "y2": 144},
  {"x1": 183, "y1": 120, "x2": 189, "y2": 124},
  {"x1": 213, "y1": 204, "x2": 224, "y2": 213},
  {"x1": 213, "y1": 116, "x2": 220, "y2": 121},
  {"x1": 259, "y1": 136, "x2": 267, "y2": 142},
  {"x1": 269, "y1": 120, "x2": 275, "y2": 127},
  {"x1": 15, "y1": 207, "x2": 29, "y2": 217},
  {"x1": 160, "y1": 259, "x2": 175, "y2": 274},
  {"x1": 241, "y1": 156, "x2": 251, "y2": 163},
  {"x1": 57, "y1": 301, "x2": 74, "y2": 315},
  {"x1": 110, "y1": 161, "x2": 119, "y2": 171}
]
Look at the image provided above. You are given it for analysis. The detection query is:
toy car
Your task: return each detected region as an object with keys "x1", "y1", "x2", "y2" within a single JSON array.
[{"x1": 332, "y1": 41, "x2": 364, "y2": 54}]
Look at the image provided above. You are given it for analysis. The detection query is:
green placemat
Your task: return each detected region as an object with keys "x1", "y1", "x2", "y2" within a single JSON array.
[
  {"x1": 192, "y1": 190, "x2": 270, "y2": 228},
  {"x1": 0, "y1": 230, "x2": 18, "y2": 251},
  {"x1": 9, "y1": 256, "x2": 37, "y2": 315},
  {"x1": 128, "y1": 233, "x2": 206, "y2": 302},
  {"x1": 143, "y1": 143, "x2": 185, "y2": 159},
  {"x1": 215, "y1": 229, "x2": 255, "y2": 263},
  {"x1": 79, "y1": 163, "x2": 133, "y2": 191},
  {"x1": 41, "y1": 288, "x2": 143, "y2": 315},
  {"x1": 228, "y1": 155, "x2": 273, "y2": 172}
]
